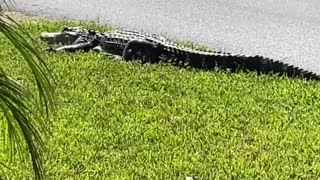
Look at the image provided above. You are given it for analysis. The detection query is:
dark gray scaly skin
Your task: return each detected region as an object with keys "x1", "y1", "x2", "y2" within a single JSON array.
[{"x1": 40, "y1": 26, "x2": 320, "y2": 81}]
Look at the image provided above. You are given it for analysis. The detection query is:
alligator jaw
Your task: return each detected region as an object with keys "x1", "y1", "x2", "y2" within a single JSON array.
[{"x1": 40, "y1": 31, "x2": 80, "y2": 45}]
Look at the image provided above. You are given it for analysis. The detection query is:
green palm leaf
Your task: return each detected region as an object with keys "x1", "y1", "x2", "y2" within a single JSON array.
[{"x1": 0, "y1": 3, "x2": 55, "y2": 180}]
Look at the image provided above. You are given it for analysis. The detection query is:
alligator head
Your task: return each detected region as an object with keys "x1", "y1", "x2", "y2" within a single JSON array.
[{"x1": 40, "y1": 26, "x2": 85, "y2": 45}]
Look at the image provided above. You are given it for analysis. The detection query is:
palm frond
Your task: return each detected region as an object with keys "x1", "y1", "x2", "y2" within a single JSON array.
[
  {"x1": 0, "y1": 13, "x2": 55, "y2": 115},
  {"x1": 0, "y1": 7, "x2": 55, "y2": 180}
]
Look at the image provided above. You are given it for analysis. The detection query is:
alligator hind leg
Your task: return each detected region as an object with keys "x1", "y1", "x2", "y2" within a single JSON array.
[{"x1": 122, "y1": 39, "x2": 161, "y2": 63}]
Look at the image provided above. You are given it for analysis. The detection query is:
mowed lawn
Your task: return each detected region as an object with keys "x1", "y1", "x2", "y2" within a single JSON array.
[{"x1": 2, "y1": 13, "x2": 320, "y2": 179}]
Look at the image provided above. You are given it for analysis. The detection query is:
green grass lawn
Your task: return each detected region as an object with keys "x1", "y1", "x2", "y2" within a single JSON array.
[{"x1": 2, "y1": 13, "x2": 320, "y2": 179}]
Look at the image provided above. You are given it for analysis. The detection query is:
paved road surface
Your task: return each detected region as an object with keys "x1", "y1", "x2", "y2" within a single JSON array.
[{"x1": 4, "y1": 0, "x2": 320, "y2": 74}]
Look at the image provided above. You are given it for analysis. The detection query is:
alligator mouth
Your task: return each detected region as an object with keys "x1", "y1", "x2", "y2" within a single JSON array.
[{"x1": 40, "y1": 32, "x2": 79, "y2": 45}]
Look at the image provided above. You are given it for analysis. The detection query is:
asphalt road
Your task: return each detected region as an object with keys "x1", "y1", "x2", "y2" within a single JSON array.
[{"x1": 4, "y1": 0, "x2": 320, "y2": 74}]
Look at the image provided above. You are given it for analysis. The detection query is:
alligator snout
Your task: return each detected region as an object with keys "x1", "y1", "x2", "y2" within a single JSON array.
[
  {"x1": 40, "y1": 32, "x2": 79, "y2": 45},
  {"x1": 40, "y1": 32, "x2": 61, "y2": 44}
]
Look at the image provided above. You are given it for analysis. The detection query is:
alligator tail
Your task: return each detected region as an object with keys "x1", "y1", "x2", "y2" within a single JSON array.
[
  {"x1": 211, "y1": 53, "x2": 320, "y2": 81},
  {"x1": 256, "y1": 56, "x2": 320, "y2": 81},
  {"x1": 169, "y1": 49, "x2": 320, "y2": 81}
]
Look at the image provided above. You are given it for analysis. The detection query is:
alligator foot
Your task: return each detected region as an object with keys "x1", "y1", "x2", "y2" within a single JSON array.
[
  {"x1": 106, "y1": 54, "x2": 122, "y2": 60},
  {"x1": 92, "y1": 45, "x2": 104, "y2": 53}
]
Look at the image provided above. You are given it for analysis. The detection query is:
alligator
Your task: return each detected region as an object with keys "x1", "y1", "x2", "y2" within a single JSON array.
[{"x1": 40, "y1": 26, "x2": 320, "y2": 81}]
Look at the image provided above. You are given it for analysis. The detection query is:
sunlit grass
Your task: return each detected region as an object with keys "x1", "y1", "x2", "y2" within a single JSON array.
[{"x1": 1, "y1": 13, "x2": 320, "y2": 179}]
